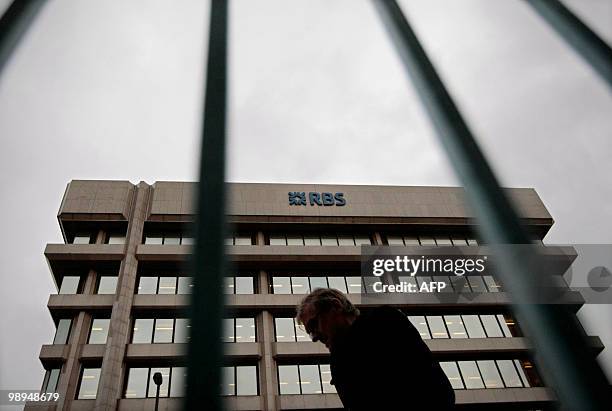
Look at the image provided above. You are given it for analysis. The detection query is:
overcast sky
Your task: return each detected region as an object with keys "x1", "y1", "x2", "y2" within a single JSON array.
[{"x1": 1, "y1": 0, "x2": 611, "y2": 401}]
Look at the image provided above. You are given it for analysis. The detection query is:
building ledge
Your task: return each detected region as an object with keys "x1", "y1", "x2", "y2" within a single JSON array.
[
  {"x1": 40, "y1": 344, "x2": 69, "y2": 363},
  {"x1": 47, "y1": 295, "x2": 113, "y2": 320},
  {"x1": 278, "y1": 387, "x2": 555, "y2": 409},
  {"x1": 44, "y1": 243, "x2": 125, "y2": 261},
  {"x1": 117, "y1": 396, "x2": 263, "y2": 411}
]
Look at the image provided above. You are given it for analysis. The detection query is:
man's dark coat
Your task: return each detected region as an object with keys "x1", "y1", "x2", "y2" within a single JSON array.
[{"x1": 329, "y1": 306, "x2": 455, "y2": 410}]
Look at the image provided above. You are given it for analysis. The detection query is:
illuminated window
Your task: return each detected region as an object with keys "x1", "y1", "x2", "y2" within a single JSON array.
[
  {"x1": 477, "y1": 360, "x2": 503, "y2": 388},
  {"x1": 106, "y1": 234, "x2": 125, "y2": 244},
  {"x1": 408, "y1": 316, "x2": 431, "y2": 339},
  {"x1": 427, "y1": 316, "x2": 449, "y2": 339},
  {"x1": 327, "y1": 277, "x2": 348, "y2": 293},
  {"x1": 299, "y1": 365, "x2": 322, "y2": 394},
  {"x1": 481, "y1": 315, "x2": 503, "y2": 338},
  {"x1": 497, "y1": 360, "x2": 523, "y2": 387},
  {"x1": 125, "y1": 368, "x2": 148, "y2": 398},
  {"x1": 278, "y1": 365, "x2": 300, "y2": 395},
  {"x1": 132, "y1": 319, "x2": 154, "y2": 343},
  {"x1": 88, "y1": 319, "x2": 110, "y2": 344},
  {"x1": 221, "y1": 366, "x2": 258, "y2": 396},
  {"x1": 147, "y1": 367, "x2": 170, "y2": 397},
  {"x1": 77, "y1": 368, "x2": 101, "y2": 399},
  {"x1": 440, "y1": 362, "x2": 464, "y2": 389},
  {"x1": 158, "y1": 277, "x2": 177, "y2": 295},
  {"x1": 291, "y1": 277, "x2": 310, "y2": 294},
  {"x1": 72, "y1": 234, "x2": 91, "y2": 244},
  {"x1": 462, "y1": 315, "x2": 486, "y2": 338},
  {"x1": 153, "y1": 319, "x2": 174, "y2": 343},
  {"x1": 235, "y1": 318, "x2": 256, "y2": 343},
  {"x1": 137, "y1": 277, "x2": 158, "y2": 294},
  {"x1": 458, "y1": 361, "x2": 484, "y2": 389},
  {"x1": 278, "y1": 364, "x2": 333, "y2": 395},
  {"x1": 444, "y1": 315, "x2": 467, "y2": 339},
  {"x1": 174, "y1": 319, "x2": 190, "y2": 343},
  {"x1": 275, "y1": 318, "x2": 296, "y2": 342},
  {"x1": 177, "y1": 277, "x2": 193, "y2": 294}
]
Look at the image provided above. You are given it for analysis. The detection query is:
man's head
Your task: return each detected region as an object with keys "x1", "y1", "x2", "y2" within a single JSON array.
[{"x1": 296, "y1": 288, "x2": 360, "y2": 350}]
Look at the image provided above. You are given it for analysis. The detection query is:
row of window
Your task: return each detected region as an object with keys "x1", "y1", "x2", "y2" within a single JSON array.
[
  {"x1": 278, "y1": 364, "x2": 334, "y2": 395},
  {"x1": 125, "y1": 367, "x2": 187, "y2": 398},
  {"x1": 57, "y1": 275, "x2": 118, "y2": 295},
  {"x1": 71, "y1": 233, "x2": 125, "y2": 245},
  {"x1": 144, "y1": 234, "x2": 194, "y2": 245},
  {"x1": 269, "y1": 234, "x2": 372, "y2": 246},
  {"x1": 44, "y1": 359, "x2": 538, "y2": 400},
  {"x1": 270, "y1": 275, "x2": 502, "y2": 295},
  {"x1": 407, "y1": 314, "x2": 518, "y2": 339},
  {"x1": 58, "y1": 272, "x2": 502, "y2": 296},
  {"x1": 386, "y1": 235, "x2": 478, "y2": 246},
  {"x1": 440, "y1": 360, "x2": 535, "y2": 389}
]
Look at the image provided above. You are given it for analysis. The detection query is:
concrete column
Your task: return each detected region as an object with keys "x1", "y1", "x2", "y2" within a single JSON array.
[
  {"x1": 259, "y1": 309, "x2": 278, "y2": 411},
  {"x1": 94, "y1": 183, "x2": 150, "y2": 411},
  {"x1": 95, "y1": 230, "x2": 105, "y2": 245}
]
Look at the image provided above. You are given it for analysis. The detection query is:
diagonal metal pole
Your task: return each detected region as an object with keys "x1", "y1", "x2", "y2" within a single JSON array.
[
  {"x1": 372, "y1": 1, "x2": 609, "y2": 409},
  {"x1": 525, "y1": 0, "x2": 612, "y2": 89},
  {"x1": 0, "y1": 0, "x2": 47, "y2": 76},
  {"x1": 186, "y1": 1, "x2": 228, "y2": 410}
]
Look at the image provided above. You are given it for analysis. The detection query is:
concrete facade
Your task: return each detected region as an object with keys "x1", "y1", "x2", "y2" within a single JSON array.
[{"x1": 26, "y1": 180, "x2": 603, "y2": 410}]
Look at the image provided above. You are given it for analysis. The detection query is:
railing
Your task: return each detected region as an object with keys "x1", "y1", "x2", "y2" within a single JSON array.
[{"x1": 2, "y1": 0, "x2": 610, "y2": 409}]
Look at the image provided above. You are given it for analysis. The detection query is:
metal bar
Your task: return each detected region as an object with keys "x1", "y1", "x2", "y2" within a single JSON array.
[
  {"x1": 371, "y1": 1, "x2": 609, "y2": 409},
  {"x1": 525, "y1": 0, "x2": 612, "y2": 88},
  {"x1": 186, "y1": 1, "x2": 229, "y2": 410},
  {"x1": 0, "y1": 0, "x2": 47, "y2": 76}
]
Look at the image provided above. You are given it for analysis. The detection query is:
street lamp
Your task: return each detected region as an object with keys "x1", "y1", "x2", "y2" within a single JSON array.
[{"x1": 153, "y1": 372, "x2": 162, "y2": 411}]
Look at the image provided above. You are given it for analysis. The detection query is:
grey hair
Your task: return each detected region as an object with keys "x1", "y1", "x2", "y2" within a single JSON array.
[{"x1": 296, "y1": 288, "x2": 360, "y2": 325}]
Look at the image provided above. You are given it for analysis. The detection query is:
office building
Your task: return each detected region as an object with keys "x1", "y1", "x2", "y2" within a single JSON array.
[{"x1": 26, "y1": 180, "x2": 604, "y2": 410}]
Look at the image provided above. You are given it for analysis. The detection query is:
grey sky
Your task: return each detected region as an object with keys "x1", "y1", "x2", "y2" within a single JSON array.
[{"x1": 0, "y1": 0, "x2": 610, "y2": 402}]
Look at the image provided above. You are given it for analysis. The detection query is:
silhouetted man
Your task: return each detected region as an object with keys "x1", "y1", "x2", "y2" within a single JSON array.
[{"x1": 297, "y1": 288, "x2": 455, "y2": 410}]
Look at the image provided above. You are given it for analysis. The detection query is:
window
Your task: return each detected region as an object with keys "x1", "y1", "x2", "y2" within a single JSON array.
[
  {"x1": 97, "y1": 276, "x2": 118, "y2": 294},
  {"x1": 275, "y1": 318, "x2": 296, "y2": 342},
  {"x1": 221, "y1": 366, "x2": 258, "y2": 396},
  {"x1": 235, "y1": 276, "x2": 254, "y2": 294},
  {"x1": 137, "y1": 277, "x2": 158, "y2": 294},
  {"x1": 408, "y1": 316, "x2": 430, "y2": 339},
  {"x1": 158, "y1": 277, "x2": 177, "y2": 294},
  {"x1": 125, "y1": 368, "x2": 148, "y2": 398},
  {"x1": 271, "y1": 277, "x2": 291, "y2": 294},
  {"x1": 223, "y1": 318, "x2": 256, "y2": 342},
  {"x1": 337, "y1": 235, "x2": 354, "y2": 246},
  {"x1": 144, "y1": 235, "x2": 163, "y2": 244},
  {"x1": 467, "y1": 276, "x2": 487, "y2": 292},
  {"x1": 299, "y1": 365, "x2": 322, "y2": 394},
  {"x1": 72, "y1": 234, "x2": 91, "y2": 244},
  {"x1": 148, "y1": 367, "x2": 170, "y2": 397},
  {"x1": 174, "y1": 319, "x2": 190, "y2": 343},
  {"x1": 327, "y1": 277, "x2": 348, "y2": 293},
  {"x1": 58, "y1": 276, "x2": 80, "y2": 294},
  {"x1": 287, "y1": 235, "x2": 304, "y2": 246},
  {"x1": 444, "y1": 315, "x2": 467, "y2": 339},
  {"x1": 440, "y1": 362, "x2": 463, "y2": 389},
  {"x1": 77, "y1": 368, "x2": 101, "y2": 399},
  {"x1": 106, "y1": 234, "x2": 125, "y2": 244},
  {"x1": 177, "y1": 277, "x2": 193, "y2": 294},
  {"x1": 42, "y1": 368, "x2": 61, "y2": 393},
  {"x1": 163, "y1": 235, "x2": 180, "y2": 245},
  {"x1": 481, "y1": 315, "x2": 503, "y2": 338},
  {"x1": 235, "y1": 318, "x2": 256, "y2": 343},
  {"x1": 497, "y1": 360, "x2": 522, "y2": 387},
  {"x1": 320, "y1": 364, "x2": 335, "y2": 393},
  {"x1": 428, "y1": 316, "x2": 448, "y2": 339},
  {"x1": 291, "y1": 277, "x2": 309, "y2": 294},
  {"x1": 170, "y1": 367, "x2": 187, "y2": 397},
  {"x1": 153, "y1": 319, "x2": 174, "y2": 343},
  {"x1": 462, "y1": 315, "x2": 486, "y2": 338},
  {"x1": 345, "y1": 276, "x2": 363, "y2": 294},
  {"x1": 320, "y1": 235, "x2": 338, "y2": 246},
  {"x1": 132, "y1": 319, "x2": 154, "y2": 343},
  {"x1": 88, "y1": 319, "x2": 110, "y2": 344},
  {"x1": 303, "y1": 235, "x2": 321, "y2": 246},
  {"x1": 234, "y1": 235, "x2": 253, "y2": 245},
  {"x1": 458, "y1": 361, "x2": 484, "y2": 389},
  {"x1": 278, "y1": 365, "x2": 300, "y2": 394},
  {"x1": 477, "y1": 360, "x2": 503, "y2": 388},
  {"x1": 278, "y1": 364, "x2": 331, "y2": 395},
  {"x1": 125, "y1": 367, "x2": 187, "y2": 398},
  {"x1": 483, "y1": 275, "x2": 501, "y2": 292},
  {"x1": 309, "y1": 276, "x2": 328, "y2": 290},
  {"x1": 53, "y1": 319, "x2": 72, "y2": 344}
]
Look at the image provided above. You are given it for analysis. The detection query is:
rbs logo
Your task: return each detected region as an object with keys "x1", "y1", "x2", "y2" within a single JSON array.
[{"x1": 288, "y1": 192, "x2": 346, "y2": 207}]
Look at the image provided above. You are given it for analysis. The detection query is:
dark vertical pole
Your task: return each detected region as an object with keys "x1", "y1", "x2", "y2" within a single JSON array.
[
  {"x1": 525, "y1": 0, "x2": 612, "y2": 88},
  {"x1": 186, "y1": 0, "x2": 228, "y2": 410},
  {"x1": 0, "y1": 0, "x2": 47, "y2": 75},
  {"x1": 372, "y1": 1, "x2": 609, "y2": 409}
]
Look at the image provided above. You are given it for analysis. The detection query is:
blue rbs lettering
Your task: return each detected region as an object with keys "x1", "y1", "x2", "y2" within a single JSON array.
[{"x1": 288, "y1": 192, "x2": 346, "y2": 206}]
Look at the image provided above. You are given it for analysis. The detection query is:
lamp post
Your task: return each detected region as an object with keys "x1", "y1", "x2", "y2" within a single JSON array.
[{"x1": 153, "y1": 372, "x2": 162, "y2": 411}]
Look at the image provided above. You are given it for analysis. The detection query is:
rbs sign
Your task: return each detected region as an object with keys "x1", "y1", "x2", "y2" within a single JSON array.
[{"x1": 288, "y1": 192, "x2": 346, "y2": 206}]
